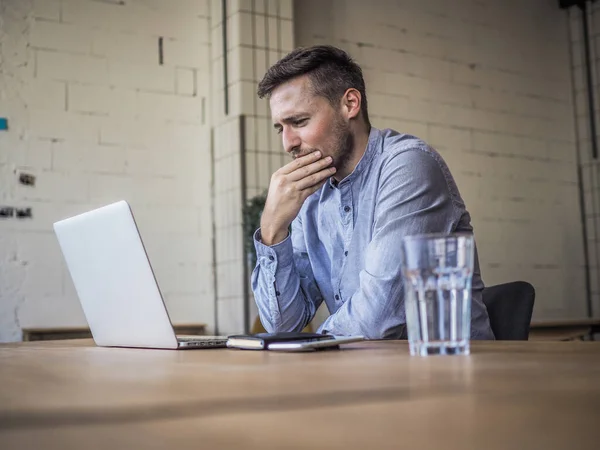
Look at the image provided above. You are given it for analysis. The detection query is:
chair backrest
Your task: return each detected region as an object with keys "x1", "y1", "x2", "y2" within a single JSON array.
[{"x1": 482, "y1": 281, "x2": 535, "y2": 340}]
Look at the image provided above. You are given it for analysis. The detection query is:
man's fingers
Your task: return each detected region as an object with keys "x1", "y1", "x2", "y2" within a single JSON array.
[
  {"x1": 279, "y1": 151, "x2": 322, "y2": 175},
  {"x1": 296, "y1": 166, "x2": 337, "y2": 190},
  {"x1": 288, "y1": 156, "x2": 333, "y2": 181}
]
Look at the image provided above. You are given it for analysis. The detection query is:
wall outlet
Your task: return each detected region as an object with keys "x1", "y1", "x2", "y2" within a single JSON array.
[
  {"x1": 15, "y1": 207, "x2": 32, "y2": 219},
  {"x1": 18, "y1": 172, "x2": 36, "y2": 186},
  {"x1": 0, "y1": 206, "x2": 33, "y2": 219},
  {"x1": 0, "y1": 206, "x2": 14, "y2": 218}
]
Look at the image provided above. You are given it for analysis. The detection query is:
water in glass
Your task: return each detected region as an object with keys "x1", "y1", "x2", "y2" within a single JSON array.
[{"x1": 401, "y1": 234, "x2": 474, "y2": 356}]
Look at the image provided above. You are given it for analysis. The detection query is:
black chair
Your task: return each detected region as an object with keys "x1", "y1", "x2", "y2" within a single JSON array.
[{"x1": 482, "y1": 281, "x2": 535, "y2": 340}]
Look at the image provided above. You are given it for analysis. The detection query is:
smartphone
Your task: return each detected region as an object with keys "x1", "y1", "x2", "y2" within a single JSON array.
[{"x1": 266, "y1": 335, "x2": 365, "y2": 352}]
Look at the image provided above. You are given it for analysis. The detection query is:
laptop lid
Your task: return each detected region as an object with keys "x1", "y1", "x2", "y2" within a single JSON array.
[{"x1": 53, "y1": 200, "x2": 179, "y2": 349}]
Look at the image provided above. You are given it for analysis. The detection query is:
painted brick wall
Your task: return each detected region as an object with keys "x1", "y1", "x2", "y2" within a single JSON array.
[
  {"x1": 295, "y1": 0, "x2": 588, "y2": 320},
  {"x1": 211, "y1": 0, "x2": 294, "y2": 334},
  {"x1": 569, "y1": 3, "x2": 600, "y2": 318},
  {"x1": 0, "y1": 0, "x2": 214, "y2": 341},
  {"x1": 1, "y1": 0, "x2": 594, "y2": 343}
]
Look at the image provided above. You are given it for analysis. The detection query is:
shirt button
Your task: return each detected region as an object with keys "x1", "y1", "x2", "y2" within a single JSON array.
[
  {"x1": 344, "y1": 206, "x2": 351, "y2": 212},
  {"x1": 344, "y1": 251, "x2": 348, "y2": 256},
  {"x1": 335, "y1": 294, "x2": 340, "y2": 300}
]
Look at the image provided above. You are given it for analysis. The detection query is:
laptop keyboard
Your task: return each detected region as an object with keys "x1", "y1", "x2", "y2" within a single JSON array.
[{"x1": 177, "y1": 335, "x2": 227, "y2": 342}]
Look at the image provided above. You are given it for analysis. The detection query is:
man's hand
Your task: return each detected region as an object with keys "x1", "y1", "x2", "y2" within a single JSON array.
[{"x1": 260, "y1": 151, "x2": 336, "y2": 246}]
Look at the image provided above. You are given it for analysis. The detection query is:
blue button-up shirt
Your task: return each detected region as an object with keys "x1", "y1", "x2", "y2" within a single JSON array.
[{"x1": 252, "y1": 127, "x2": 494, "y2": 340}]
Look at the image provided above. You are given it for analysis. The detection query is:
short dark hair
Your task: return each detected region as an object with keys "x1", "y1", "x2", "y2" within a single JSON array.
[{"x1": 257, "y1": 45, "x2": 370, "y2": 127}]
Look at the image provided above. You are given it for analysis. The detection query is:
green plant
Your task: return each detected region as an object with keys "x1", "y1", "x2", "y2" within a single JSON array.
[
  {"x1": 243, "y1": 191, "x2": 268, "y2": 267},
  {"x1": 243, "y1": 191, "x2": 294, "y2": 267}
]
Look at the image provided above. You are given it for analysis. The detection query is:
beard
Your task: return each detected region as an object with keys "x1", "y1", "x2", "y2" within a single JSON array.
[{"x1": 329, "y1": 116, "x2": 354, "y2": 174}]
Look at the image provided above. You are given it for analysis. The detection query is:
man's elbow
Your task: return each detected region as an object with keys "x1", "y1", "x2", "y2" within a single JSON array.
[
  {"x1": 357, "y1": 320, "x2": 406, "y2": 340},
  {"x1": 257, "y1": 312, "x2": 308, "y2": 333}
]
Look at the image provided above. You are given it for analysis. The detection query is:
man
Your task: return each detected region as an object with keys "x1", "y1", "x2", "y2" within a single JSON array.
[{"x1": 251, "y1": 45, "x2": 494, "y2": 340}]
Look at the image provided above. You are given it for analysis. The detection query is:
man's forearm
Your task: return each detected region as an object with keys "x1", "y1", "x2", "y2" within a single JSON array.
[
  {"x1": 251, "y1": 264, "x2": 315, "y2": 332},
  {"x1": 251, "y1": 230, "x2": 320, "y2": 332}
]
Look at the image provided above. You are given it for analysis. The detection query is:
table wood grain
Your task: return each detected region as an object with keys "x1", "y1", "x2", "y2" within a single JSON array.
[{"x1": 1, "y1": 340, "x2": 599, "y2": 449}]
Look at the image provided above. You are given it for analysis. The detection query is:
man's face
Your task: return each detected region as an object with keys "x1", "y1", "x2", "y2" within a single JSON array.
[{"x1": 270, "y1": 75, "x2": 353, "y2": 173}]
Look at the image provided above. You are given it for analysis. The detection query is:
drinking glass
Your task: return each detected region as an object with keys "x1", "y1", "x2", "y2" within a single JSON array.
[{"x1": 400, "y1": 233, "x2": 474, "y2": 356}]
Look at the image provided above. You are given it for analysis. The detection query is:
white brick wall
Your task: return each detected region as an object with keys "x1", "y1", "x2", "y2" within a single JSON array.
[
  {"x1": 3, "y1": 0, "x2": 594, "y2": 342},
  {"x1": 0, "y1": 0, "x2": 214, "y2": 342},
  {"x1": 570, "y1": 3, "x2": 600, "y2": 318},
  {"x1": 295, "y1": 0, "x2": 588, "y2": 320},
  {"x1": 209, "y1": 0, "x2": 294, "y2": 334}
]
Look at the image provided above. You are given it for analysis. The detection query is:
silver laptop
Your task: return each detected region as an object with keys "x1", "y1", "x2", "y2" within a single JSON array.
[{"x1": 53, "y1": 200, "x2": 228, "y2": 350}]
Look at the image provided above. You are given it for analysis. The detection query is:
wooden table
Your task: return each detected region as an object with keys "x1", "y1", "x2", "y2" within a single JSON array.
[{"x1": 1, "y1": 340, "x2": 599, "y2": 450}]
